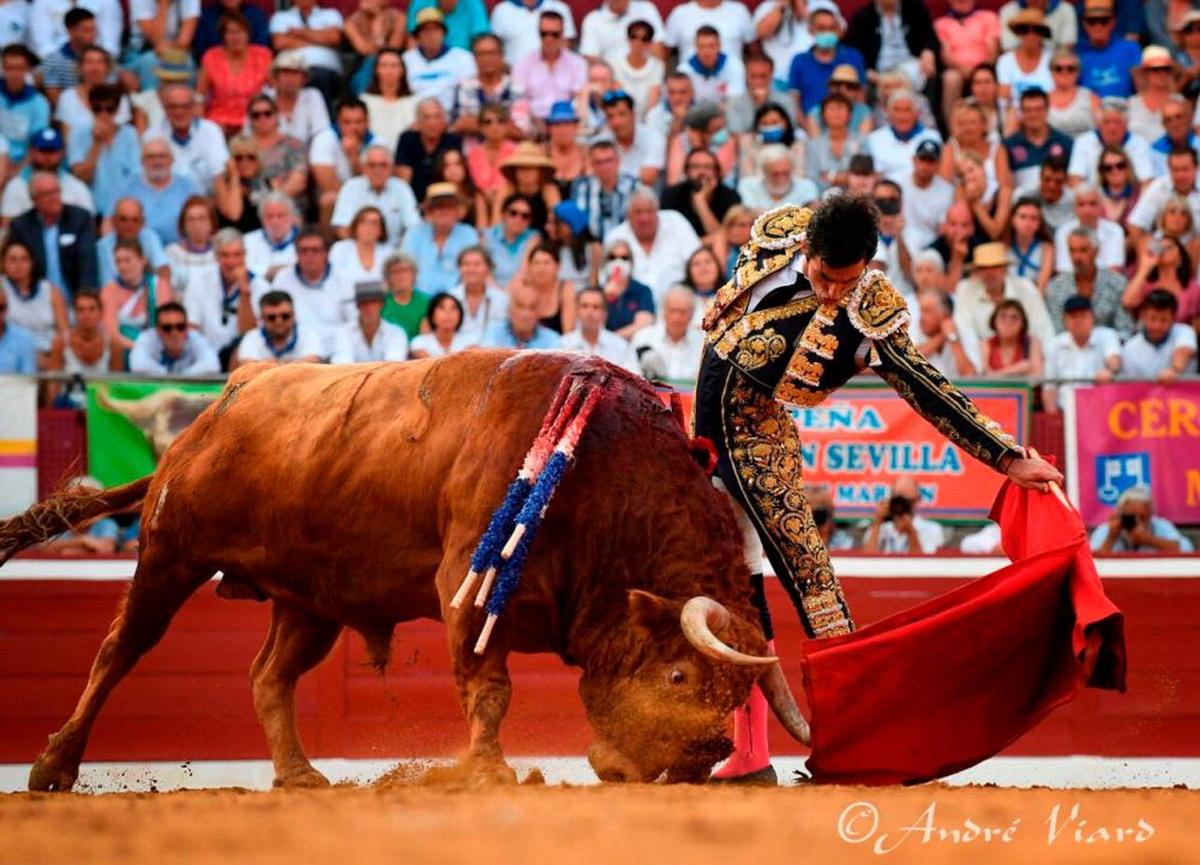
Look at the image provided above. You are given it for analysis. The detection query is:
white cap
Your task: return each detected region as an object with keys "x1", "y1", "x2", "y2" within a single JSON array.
[{"x1": 808, "y1": 0, "x2": 846, "y2": 28}]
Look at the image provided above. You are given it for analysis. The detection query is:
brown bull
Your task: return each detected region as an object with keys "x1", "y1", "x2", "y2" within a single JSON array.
[{"x1": 0, "y1": 350, "x2": 811, "y2": 789}]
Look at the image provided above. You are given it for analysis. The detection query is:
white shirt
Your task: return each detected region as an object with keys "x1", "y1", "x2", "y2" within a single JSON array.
[
  {"x1": 631, "y1": 320, "x2": 704, "y2": 382},
  {"x1": 185, "y1": 266, "x2": 272, "y2": 352},
  {"x1": 875, "y1": 514, "x2": 945, "y2": 554},
  {"x1": 579, "y1": 0, "x2": 665, "y2": 63},
  {"x1": 865, "y1": 124, "x2": 943, "y2": 182},
  {"x1": 403, "y1": 46, "x2": 477, "y2": 112},
  {"x1": 737, "y1": 175, "x2": 820, "y2": 210},
  {"x1": 1121, "y1": 324, "x2": 1198, "y2": 378},
  {"x1": 0, "y1": 171, "x2": 94, "y2": 217},
  {"x1": 410, "y1": 330, "x2": 472, "y2": 356},
  {"x1": 309, "y1": 127, "x2": 368, "y2": 184},
  {"x1": 1127, "y1": 175, "x2": 1200, "y2": 234},
  {"x1": 1045, "y1": 326, "x2": 1120, "y2": 407},
  {"x1": 329, "y1": 239, "x2": 388, "y2": 284},
  {"x1": 449, "y1": 282, "x2": 508, "y2": 343},
  {"x1": 559, "y1": 326, "x2": 639, "y2": 372},
  {"x1": 953, "y1": 273, "x2": 1055, "y2": 346},
  {"x1": 596, "y1": 122, "x2": 666, "y2": 179},
  {"x1": 995, "y1": 49, "x2": 1053, "y2": 100},
  {"x1": 361, "y1": 93, "x2": 418, "y2": 156},
  {"x1": 751, "y1": 1, "x2": 812, "y2": 81},
  {"x1": 605, "y1": 210, "x2": 701, "y2": 306},
  {"x1": 244, "y1": 228, "x2": 297, "y2": 280},
  {"x1": 236, "y1": 323, "x2": 325, "y2": 362},
  {"x1": 129, "y1": 0, "x2": 200, "y2": 53},
  {"x1": 914, "y1": 323, "x2": 984, "y2": 378},
  {"x1": 0, "y1": 0, "x2": 29, "y2": 50},
  {"x1": 331, "y1": 318, "x2": 409, "y2": 363},
  {"x1": 332, "y1": 175, "x2": 420, "y2": 247},
  {"x1": 489, "y1": 0, "x2": 577, "y2": 66},
  {"x1": 268, "y1": 5, "x2": 345, "y2": 72},
  {"x1": 128, "y1": 329, "x2": 220, "y2": 375},
  {"x1": 29, "y1": 0, "x2": 122, "y2": 59},
  {"x1": 264, "y1": 85, "x2": 331, "y2": 144},
  {"x1": 663, "y1": 0, "x2": 753, "y2": 50},
  {"x1": 1053, "y1": 218, "x2": 1126, "y2": 273},
  {"x1": 678, "y1": 51, "x2": 745, "y2": 104},
  {"x1": 901, "y1": 174, "x2": 956, "y2": 251},
  {"x1": 147, "y1": 120, "x2": 229, "y2": 192},
  {"x1": 268, "y1": 264, "x2": 356, "y2": 356},
  {"x1": 1067, "y1": 129, "x2": 1154, "y2": 186},
  {"x1": 55, "y1": 89, "x2": 132, "y2": 131}
]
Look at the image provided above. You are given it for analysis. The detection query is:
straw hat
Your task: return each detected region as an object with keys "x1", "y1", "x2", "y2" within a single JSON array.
[
  {"x1": 500, "y1": 141, "x2": 554, "y2": 182},
  {"x1": 412, "y1": 6, "x2": 447, "y2": 33},
  {"x1": 422, "y1": 181, "x2": 465, "y2": 210},
  {"x1": 1140, "y1": 45, "x2": 1176, "y2": 70},
  {"x1": 830, "y1": 64, "x2": 861, "y2": 85},
  {"x1": 970, "y1": 242, "x2": 1010, "y2": 269},
  {"x1": 1007, "y1": 8, "x2": 1052, "y2": 39},
  {"x1": 1173, "y1": 9, "x2": 1200, "y2": 31}
]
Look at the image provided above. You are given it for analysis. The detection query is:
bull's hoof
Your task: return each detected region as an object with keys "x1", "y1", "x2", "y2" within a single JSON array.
[
  {"x1": 709, "y1": 765, "x2": 778, "y2": 786},
  {"x1": 465, "y1": 759, "x2": 518, "y2": 787},
  {"x1": 28, "y1": 753, "x2": 78, "y2": 792},
  {"x1": 273, "y1": 767, "x2": 331, "y2": 789}
]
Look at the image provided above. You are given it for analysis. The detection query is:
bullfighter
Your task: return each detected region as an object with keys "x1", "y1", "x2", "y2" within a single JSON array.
[{"x1": 694, "y1": 194, "x2": 1064, "y2": 783}]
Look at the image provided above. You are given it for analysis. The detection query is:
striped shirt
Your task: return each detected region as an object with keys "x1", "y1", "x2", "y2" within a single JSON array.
[{"x1": 568, "y1": 172, "x2": 639, "y2": 243}]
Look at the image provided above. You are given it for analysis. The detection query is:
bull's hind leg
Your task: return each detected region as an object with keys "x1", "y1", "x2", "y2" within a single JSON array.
[
  {"x1": 249, "y1": 601, "x2": 342, "y2": 789},
  {"x1": 29, "y1": 556, "x2": 211, "y2": 792}
]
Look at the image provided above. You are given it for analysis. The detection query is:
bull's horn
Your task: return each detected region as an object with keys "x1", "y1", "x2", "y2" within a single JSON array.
[
  {"x1": 759, "y1": 663, "x2": 811, "y2": 745},
  {"x1": 680, "y1": 597, "x2": 778, "y2": 667},
  {"x1": 96, "y1": 388, "x2": 173, "y2": 421}
]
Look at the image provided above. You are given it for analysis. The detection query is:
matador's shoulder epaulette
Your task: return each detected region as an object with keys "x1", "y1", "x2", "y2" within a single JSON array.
[
  {"x1": 749, "y1": 204, "x2": 812, "y2": 250},
  {"x1": 846, "y1": 269, "x2": 911, "y2": 339}
]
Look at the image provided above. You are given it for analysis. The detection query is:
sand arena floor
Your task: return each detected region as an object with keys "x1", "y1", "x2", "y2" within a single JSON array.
[{"x1": 2, "y1": 771, "x2": 1194, "y2": 865}]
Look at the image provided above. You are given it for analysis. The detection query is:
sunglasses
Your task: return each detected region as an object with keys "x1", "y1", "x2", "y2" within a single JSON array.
[
  {"x1": 158, "y1": 322, "x2": 187, "y2": 333},
  {"x1": 263, "y1": 312, "x2": 293, "y2": 322},
  {"x1": 250, "y1": 109, "x2": 275, "y2": 119},
  {"x1": 1083, "y1": 16, "x2": 1113, "y2": 25},
  {"x1": 297, "y1": 246, "x2": 324, "y2": 254},
  {"x1": 480, "y1": 117, "x2": 498, "y2": 125},
  {"x1": 93, "y1": 105, "x2": 118, "y2": 114},
  {"x1": 1185, "y1": 23, "x2": 1200, "y2": 33},
  {"x1": 1101, "y1": 161, "x2": 1127, "y2": 171},
  {"x1": 608, "y1": 253, "x2": 631, "y2": 261},
  {"x1": 233, "y1": 153, "x2": 259, "y2": 161},
  {"x1": 1051, "y1": 64, "x2": 1078, "y2": 73},
  {"x1": 628, "y1": 32, "x2": 651, "y2": 42},
  {"x1": 539, "y1": 29, "x2": 562, "y2": 38},
  {"x1": 506, "y1": 208, "x2": 532, "y2": 219},
  {"x1": 1011, "y1": 24, "x2": 1043, "y2": 35}
]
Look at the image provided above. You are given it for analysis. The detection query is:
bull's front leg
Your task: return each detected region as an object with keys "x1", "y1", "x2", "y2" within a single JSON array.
[{"x1": 448, "y1": 620, "x2": 518, "y2": 785}]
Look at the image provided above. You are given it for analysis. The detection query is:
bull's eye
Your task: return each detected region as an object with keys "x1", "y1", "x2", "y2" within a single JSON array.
[{"x1": 669, "y1": 669, "x2": 687, "y2": 686}]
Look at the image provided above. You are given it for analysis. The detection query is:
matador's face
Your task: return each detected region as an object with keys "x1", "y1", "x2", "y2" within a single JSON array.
[{"x1": 805, "y1": 256, "x2": 866, "y2": 304}]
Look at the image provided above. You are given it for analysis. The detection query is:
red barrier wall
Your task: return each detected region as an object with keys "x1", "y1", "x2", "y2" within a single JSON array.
[{"x1": 2, "y1": 561, "x2": 1197, "y2": 765}]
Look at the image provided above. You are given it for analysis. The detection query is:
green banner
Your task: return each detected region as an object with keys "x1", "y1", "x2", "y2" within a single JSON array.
[{"x1": 86, "y1": 381, "x2": 225, "y2": 486}]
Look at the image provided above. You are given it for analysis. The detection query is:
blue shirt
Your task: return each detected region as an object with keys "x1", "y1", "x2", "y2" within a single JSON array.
[
  {"x1": 68, "y1": 123, "x2": 141, "y2": 216},
  {"x1": 0, "y1": 85, "x2": 50, "y2": 162},
  {"x1": 1089, "y1": 515, "x2": 1194, "y2": 553},
  {"x1": 1078, "y1": 38, "x2": 1140, "y2": 98},
  {"x1": 0, "y1": 321, "x2": 36, "y2": 372},
  {"x1": 407, "y1": 0, "x2": 489, "y2": 50},
  {"x1": 480, "y1": 320, "x2": 562, "y2": 350},
  {"x1": 124, "y1": 174, "x2": 200, "y2": 245},
  {"x1": 41, "y1": 221, "x2": 64, "y2": 294},
  {"x1": 787, "y1": 45, "x2": 866, "y2": 115},
  {"x1": 400, "y1": 220, "x2": 480, "y2": 295},
  {"x1": 482, "y1": 224, "x2": 535, "y2": 289},
  {"x1": 98, "y1": 227, "x2": 169, "y2": 287},
  {"x1": 1003, "y1": 128, "x2": 1073, "y2": 179},
  {"x1": 605, "y1": 279, "x2": 655, "y2": 332}
]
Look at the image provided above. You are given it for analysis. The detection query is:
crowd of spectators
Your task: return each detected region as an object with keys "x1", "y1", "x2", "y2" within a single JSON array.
[{"x1": 0, "y1": 0, "x2": 1196, "y2": 548}]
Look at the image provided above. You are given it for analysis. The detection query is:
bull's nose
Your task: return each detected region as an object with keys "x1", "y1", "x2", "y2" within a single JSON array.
[{"x1": 587, "y1": 741, "x2": 641, "y2": 783}]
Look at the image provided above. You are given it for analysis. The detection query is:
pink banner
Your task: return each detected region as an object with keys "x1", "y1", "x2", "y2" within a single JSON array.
[{"x1": 1073, "y1": 381, "x2": 1200, "y2": 524}]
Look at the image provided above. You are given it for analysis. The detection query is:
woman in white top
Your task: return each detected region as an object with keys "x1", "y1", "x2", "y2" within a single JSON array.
[
  {"x1": 940, "y1": 99, "x2": 1012, "y2": 223},
  {"x1": 1127, "y1": 47, "x2": 1178, "y2": 143},
  {"x1": 54, "y1": 45, "x2": 132, "y2": 144},
  {"x1": 329, "y1": 206, "x2": 389, "y2": 285},
  {"x1": 360, "y1": 48, "x2": 419, "y2": 157},
  {"x1": 448, "y1": 246, "x2": 507, "y2": 343},
  {"x1": 611, "y1": 19, "x2": 664, "y2": 118},
  {"x1": 166, "y1": 196, "x2": 219, "y2": 306},
  {"x1": 2, "y1": 238, "x2": 67, "y2": 360},
  {"x1": 996, "y1": 9, "x2": 1054, "y2": 106},
  {"x1": 409, "y1": 292, "x2": 471, "y2": 358},
  {"x1": 49, "y1": 291, "x2": 121, "y2": 406},
  {"x1": 1046, "y1": 48, "x2": 1098, "y2": 138}
]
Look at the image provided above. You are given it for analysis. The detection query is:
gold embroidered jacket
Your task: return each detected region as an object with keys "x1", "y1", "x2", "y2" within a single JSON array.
[{"x1": 699, "y1": 205, "x2": 1020, "y2": 471}]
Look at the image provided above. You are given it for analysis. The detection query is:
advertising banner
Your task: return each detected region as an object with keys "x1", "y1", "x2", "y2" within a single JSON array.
[
  {"x1": 1068, "y1": 381, "x2": 1200, "y2": 525},
  {"x1": 0, "y1": 375, "x2": 37, "y2": 518}
]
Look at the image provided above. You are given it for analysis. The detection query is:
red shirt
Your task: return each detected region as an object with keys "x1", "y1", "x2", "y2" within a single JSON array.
[{"x1": 202, "y1": 45, "x2": 273, "y2": 129}]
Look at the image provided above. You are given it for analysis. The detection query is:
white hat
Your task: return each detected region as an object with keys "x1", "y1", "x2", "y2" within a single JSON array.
[{"x1": 807, "y1": 0, "x2": 845, "y2": 28}]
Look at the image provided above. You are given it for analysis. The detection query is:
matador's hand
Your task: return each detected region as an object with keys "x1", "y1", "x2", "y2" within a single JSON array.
[{"x1": 1005, "y1": 453, "x2": 1064, "y2": 493}]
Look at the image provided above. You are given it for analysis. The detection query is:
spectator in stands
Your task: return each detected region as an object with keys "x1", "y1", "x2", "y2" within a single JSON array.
[
  {"x1": 344, "y1": 0, "x2": 404, "y2": 94},
  {"x1": 678, "y1": 25, "x2": 744, "y2": 107},
  {"x1": 1123, "y1": 235, "x2": 1200, "y2": 323},
  {"x1": 1000, "y1": 0, "x2": 1076, "y2": 51},
  {"x1": 127, "y1": 0, "x2": 200, "y2": 86},
  {"x1": 512, "y1": 242, "x2": 574, "y2": 333},
  {"x1": 1, "y1": 238, "x2": 66, "y2": 365},
  {"x1": 196, "y1": 10, "x2": 271, "y2": 136},
  {"x1": 448, "y1": 246, "x2": 506, "y2": 343},
  {"x1": 510, "y1": 10, "x2": 585, "y2": 126},
  {"x1": 862, "y1": 476, "x2": 945, "y2": 554},
  {"x1": 752, "y1": 0, "x2": 812, "y2": 86},
  {"x1": 607, "y1": 19, "x2": 664, "y2": 120},
  {"x1": 845, "y1": 0, "x2": 938, "y2": 93},
  {"x1": 10, "y1": 171, "x2": 97, "y2": 299},
  {"x1": 737, "y1": 101, "x2": 806, "y2": 182},
  {"x1": 409, "y1": 291, "x2": 469, "y2": 357},
  {"x1": 331, "y1": 280, "x2": 408, "y2": 363},
  {"x1": 901, "y1": 139, "x2": 955, "y2": 251},
  {"x1": 264, "y1": 50, "x2": 330, "y2": 145},
  {"x1": 430, "y1": 149, "x2": 484, "y2": 227},
  {"x1": 942, "y1": 98, "x2": 1013, "y2": 231},
  {"x1": 981, "y1": 297, "x2": 1045, "y2": 376},
  {"x1": 271, "y1": 227, "x2": 354, "y2": 355},
  {"x1": 39, "y1": 476, "x2": 120, "y2": 554},
  {"x1": 126, "y1": 137, "x2": 200, "y2": 246},
  {"x1": 1096, "y1": 144, "x2": 1141, "y2": 227},
  {"x1": 1092, "y1": 485, "x2": 1193, "y2": 553},
  {"x1": 330, "y1": 206, "x2": 388, "y2": 284},
  {"x1": 483, "y1": 193, "x2": 539, "y2": 290},
  {"x1": 1120, "y1": 288, "x2": 1198, "y2": 379},
  {"x1": 452, "y1": 34, "x2": 529, "y2": 137},
  {"x1": 680, "y1": 245, "x2": 723, "y2": 321},
  {"x1": 560, "y1": 286, "x2": 638, "y2": 371},
  {"x1": 332, "y1": 144, "x2": 419, "y2": 248},
  {"x1": 996, "y1": 8, "x2": 1054, "y2": 101},
  {"x1": 401, "y1": 182, "x2": 478, "y2": 296},
  {"x1": 213, "y1": 135, "x2": 269, "y2": 234},
  {"x1": 493, "y1": 141, "x2": 560, "y2": 228},
  {"x1": 100, "y1": 238, "x2": 173, "y2": 354},
  {"x1": 39, "y1": 8, "x2": 107, "y2": 102},
  {"x1": 1068, "y1": 96, "x2": 1153, "y2": 186},
  {"x1": 738, "y1": 143, "x2": 817, "y2": 211},
  {"x1": 936, "y1": 0, "x2": 1001, "y2": 125},
  {"x1": 54, "y1": 45, "x2": 127, "y2": 144},
  {"x1": 865, "y1": 89, "x2": 943, "y2": 182},
  {"x1": 632, "y1": 286, "x2": 703, "y2": 382},
  {"x1": 805, "y1": 92, "x2": 865, "y2": 191},
  {"x1": 915, "y1": 288, "x2": 981, "y2": 377},
  {"x1": 234, "y1": 289, "x2": 324, "y2": 365},
  {"x1": 242, "y1": 94, "x2": 308, "y2": 207},
  {"x1": 0, "y1": 282, "x2": 34, "y2": 372},
  {"x1": 1046, "y1": 47, "x2": 1098, "y2": 139},
  {"x1": 1175, "y1": 11, "x2": 1200, "y2": 88},
  {"x1": 380, "y1": 252, "x2": 430, "y2": 339},
  {"x1": 1149, "y1": 95, "x2": 1196, "y2": 175},
  {"x1": 954, "y1": 242, "x2": 1055, "y2": 345},
  {"x1": 606, "y1": 187, "x2": 701, "y2": 306},
  {"x1": 811, "y1": 63, "x2": 873, "y2": 136},
  {"x1": 309, "y1": 97, "x2": 371, "y2": 228},
  {"x1": 965, "y1": 62, "x2": 1005, "y2": 138},
  {"x1": 1077, "y1": 0, "x2": 1139, "y2": 98},
  {"x1": 396, "y1": 98, "x2": 463, "y2": 205},
  {"x1": 47, "y1": 290, "x2": 120, "y2": 376},
  {"x1": 129, "y1": 300, "x2": 219, "y2": 375},
  {"x1": 1149, "y1": 195, "x2": 1200, "y2": 273},
  {"x1": 2, "y1": 127, "x2": 94, "y2": 222},
  {"x1": 663, "y1": 0, "x2": 752, "y2": 56},
  {"x1": 243, "y1": 193, "x2": 299, "y2": 282},
  {"x1": 598, "y1": 239, "x2": 654, "y2": 339},
  {"x1": 570, "y1": 140, "x2": 638, "y2": 246},
  {"x1": 1042, "y1": 294, "x2": 1123, "y2": 412},
  {"x1": 788, "y1": 1, "x2": 865, "y2": 119},
  {"x1": 1128, "y1": 146, "x2": 1200, "y2": 246},
  {"x1": 547, "y1": 200, "x2": 598, "y2": 288},
  {"x1": 661, "y1": 147, "x2": 740, "y2": 242},
  {"x1": 148, "y1": 83, "x2": 229, "y2": 194},
  {"x1": 66, "y1": 84, "x2": 140, "y2": 219},
  {"x1": 193, "y1": 0, "x2": 270, "y2": 60},
  {"x1": 580, "y1": 0, "x2": 664, "y2": 65},
  {"x1": 490, "y1": 0, "x2": 575, "y2": 67},
  {"x1": 268, "y1": 0, "x2": 344, "y2": 106},
  {"x1": 1017, "y1": 153, "x2": 1075, "y2": 234},
  {"x1": 468, "y1": 104, "x2": 518, "y2": 214},
  {"x1": 929, "y1": 200, "x2": 983, "y2": 292},
  {"x1": 0, "y1": 44, "x2": 47, "y2": 163},
  {"x1": 872, "y1": 179, "x2": 913, "y2": 295},
  {"x1": 355, "y1": 50, "x2": 416, "y2": 157},
  {"x1": 1054, "y1": 183, "x2": 1125, "y2": 271},
  {"x1": 911, "y1": 248, "x2": 946, "y2": 293},
  {"x1": 185, "y1": 227, "x2": 264, "y2": 368},
  {"x1": 481, "y1": 281, "x2": 562, "y2": 349},
  {"x1": 98, "y1": 198, "x2": 170, "y2": 289},
  {"x1": 806, "y1": 485, "x2": 854, "y2": 551},
  {"x1": 1046, "y1": 225, "x2": 1134, "y2": 335},
  {"x1": 665, "y1": 101, "x2": 737, "y2": 186},
  {"x1": 1004, "y1": 88, "x2": 1073, "y2": 189},
  {"x1": 598, "y1": 88, "x2": 664, "y2": 188},
  {"x1": 406, "y1": 0, "x2": 488, "y2": 52},
  {"x1": 403, "y1": 8, "x2": 476, "y2": 114},
  {"x1": 1127, "y1": 46, "x2": 1177, "y2": 143},
  {"x1": 1004, "y1": 197, "x2": 1054, "y2": 293}
]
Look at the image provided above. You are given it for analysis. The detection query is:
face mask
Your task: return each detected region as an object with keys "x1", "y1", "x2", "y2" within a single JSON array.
[
  {"x1": 711, "y1": 128, "x2": 729, "y2": 147},
  {"x1": 759, "y1": 125, "x2": 786, "y2": 143},
  {"x1": 813, "y1": 32, "x2": 839, "y2": 51}
]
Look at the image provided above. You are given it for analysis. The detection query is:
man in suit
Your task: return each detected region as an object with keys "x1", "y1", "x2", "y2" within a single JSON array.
[{"x1": 9, "y1": 172, "x2": 99, "y2": 299}]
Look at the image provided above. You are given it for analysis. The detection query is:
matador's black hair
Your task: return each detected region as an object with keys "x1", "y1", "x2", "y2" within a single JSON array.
[{"x1": 806, "y1": 193, "x2": 880, "y2": 269}]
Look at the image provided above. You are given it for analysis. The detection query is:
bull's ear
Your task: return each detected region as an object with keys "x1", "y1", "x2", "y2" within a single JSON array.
[{"x1": 628, "y1": 590, "x2": 680, "y2": 634}]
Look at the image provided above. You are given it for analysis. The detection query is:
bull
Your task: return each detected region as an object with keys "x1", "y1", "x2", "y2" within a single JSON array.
[{"x1": 0, "y1": 350, "x2": 812, "y2": 789}]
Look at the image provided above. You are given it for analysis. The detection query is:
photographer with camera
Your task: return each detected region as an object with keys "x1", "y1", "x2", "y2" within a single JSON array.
[
  {"x1": 862, "y1": 476, "x2": 947, "y2": 554},
  {"x1": 1090, "y1": 485, "x2": 1193, "y2": 555},
  {"x1": 808, "y1": 485, "x2": 854, "y2": 551}
]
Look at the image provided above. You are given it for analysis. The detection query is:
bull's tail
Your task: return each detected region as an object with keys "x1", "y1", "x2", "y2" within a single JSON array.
[{"x1": 0, "y1": 476, "x2": 152, "y2": 566}]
